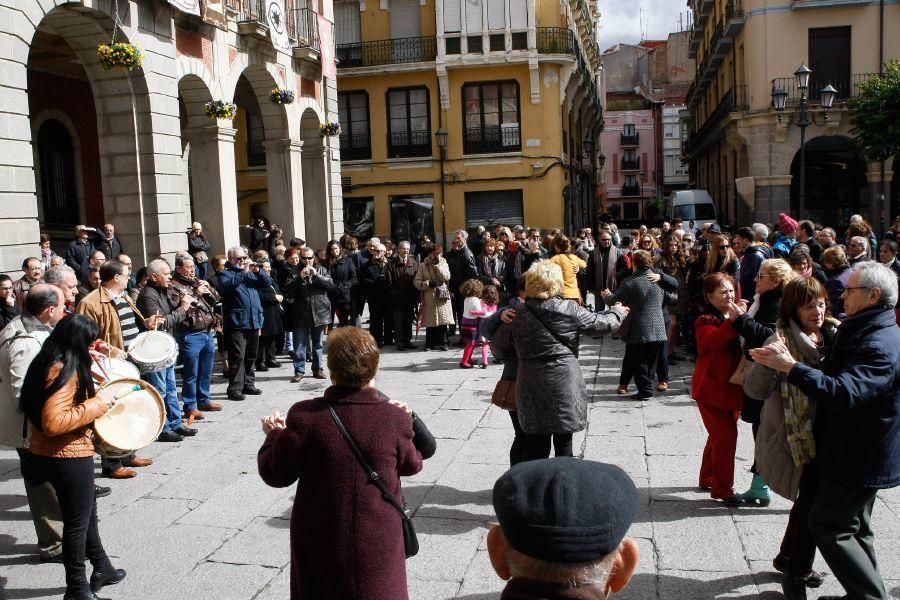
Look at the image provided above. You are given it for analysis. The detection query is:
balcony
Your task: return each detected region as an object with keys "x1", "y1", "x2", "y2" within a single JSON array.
[
  {"x1": 463, "y1": 125, "x2": 521, "y2": 154},
  {"x1": 387, "y1": 130, "x2": 432, "y2": 158},
  {"x1": 336, "y1": 36, "x2": 436, "y2": 69},
  {"x1": 724, "y1": 0, "x2": 747, "y2": 37},
  {"x1": 227, "y1": 0, "x2": 268, "y2": 39},
  {"x1": 695, "y1": 0, "x2": 714, "y2": 25},
  {"x1": 621, "y1": 158, "x2": 640, "y2": 171},
  {"x1": 620, "y1": 132, "x2": 639, "y2": 146},
  {"x1": 536, "y1": 27, "x2": 576, "y2": 55},
  {"x1": 710, "y1": 21, "x2": 732, "y2": 58},
  {"x1": 683, "y1": 86, "x2": 747, "y2": 158},
  {"x1": 770, "y1": 73, "x2": 875, "y2": 106},
  {"x1": 621, "y1": 184, "x2": 641, "y2": 197},
  {"x1": 339, "y1": 133, "x2": 371, "y2": 161},
  {"x1": 287, "y1": 8, "x2": 320, "y2": 64}
]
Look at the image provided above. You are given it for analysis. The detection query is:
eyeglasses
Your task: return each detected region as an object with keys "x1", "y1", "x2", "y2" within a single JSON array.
[
  {"x1": 842, "y1": 286, "x2": 871, "y2": 294},
  {"x1": 0, "y1": 286, "x2": 12, "y2": 291},
  {"x1": 720, "y1": 245, "x2": 730, "y2": 249},
  {"x1": 755, "y1": 273, "x2": 771, "y2": 281},
  {"x1": 300, "y1": 256, "x2": 315, "y2": 261}
]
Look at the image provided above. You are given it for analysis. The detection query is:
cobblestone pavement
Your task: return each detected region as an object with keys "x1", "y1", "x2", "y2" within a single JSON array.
[{"x1": 1, "y1": 333, "x2": 899, "y2": 599}]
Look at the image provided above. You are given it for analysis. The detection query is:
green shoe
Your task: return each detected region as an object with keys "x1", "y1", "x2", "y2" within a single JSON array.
[{"x1": 737, "y1": 474, "x2": 771, "y2": 507}]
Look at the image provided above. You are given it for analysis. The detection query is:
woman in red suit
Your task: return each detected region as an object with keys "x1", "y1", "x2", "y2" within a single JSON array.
[{"x1": 692, "y1": 272, "x2": 745, "y2": 506}]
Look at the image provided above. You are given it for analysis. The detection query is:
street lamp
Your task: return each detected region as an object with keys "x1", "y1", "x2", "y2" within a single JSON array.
[
  {"x1": 582, "y1": 138, "x2": 594, "y2": 157},
  {"x1": 435, "y1": 128, "x2": 448, "y2": 245},
  {"x1": 771, "y1": 64, "x2": 836, "y2": 219},
  {"x1": 598, "y1": 153, "x2": 606, "y2": 169},
  {"x1": 639, "y1": 172, "x2": 646, "y2": 219}
]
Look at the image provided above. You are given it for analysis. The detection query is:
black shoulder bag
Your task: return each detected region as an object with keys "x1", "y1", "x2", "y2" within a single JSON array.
[{"x1": 328, "y1": 406, "x2": 419, "y2": 558}]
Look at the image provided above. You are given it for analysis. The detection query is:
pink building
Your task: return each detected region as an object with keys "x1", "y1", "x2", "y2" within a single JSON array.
[{"x1": 601, "y1": 106, "x2": 659, "y2": 222}]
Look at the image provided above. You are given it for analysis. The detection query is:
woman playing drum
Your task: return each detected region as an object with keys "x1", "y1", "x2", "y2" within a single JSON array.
[{"x1": 19, "y1": 315, "x2": 127, "y2": 599}]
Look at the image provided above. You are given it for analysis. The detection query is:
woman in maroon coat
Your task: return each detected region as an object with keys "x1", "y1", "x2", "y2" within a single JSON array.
[
  {"x1": 257, "y1": 327, "x2": 436, "y2": 600},
  {"x1": 691, "y1": 272, "x2": 745, "y2": 506}
]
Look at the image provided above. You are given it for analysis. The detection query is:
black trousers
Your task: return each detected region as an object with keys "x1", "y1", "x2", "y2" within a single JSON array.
[
  {"x1": 20, "y1": 454, "x2": 112, "y2": 595},
  {"x1": 620, "y1": 342, "x2": 661, "y2": 396},
  {"x1": 255, "y1": 335, "x2": 278, "y2": 367},
  {"x1": 424, "y1": 325, "x2": 449, "y2": 348},
  {"x1": 450, "y1": 293, "x2": 464, "y2": 335},
  {"x1": 519, "y1": 432, "x2": 574, "y2": 462},
  {"x1": 508, "y1": 411, "x2": 526, "y2": 466},
  {"x1": 393, "y1": 303, "x2": 415, "y2": 346},
  {"x1": 778, "y1": 463, "x2": 819, "y2": 576},
  {"x1": 368, "y1": 299, "x2": 392, "y2": 345},
  {"x1": 225, "y1": 328, "x2": 258, "y2": 395}
]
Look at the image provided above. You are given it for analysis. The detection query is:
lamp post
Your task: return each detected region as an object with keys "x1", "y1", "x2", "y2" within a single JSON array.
[
  {"x1": 582, "y1": 138, "x2": 594, "y2": 230},
  {"x1": 639, "y1": 172, "x2": 646, "y2": 220},
  {"x1": 771, "y1": 64, "x2": 838, "y2": 219},
  {"x1": 435, "y1": 128, "x2": 448, "y2": 245}
]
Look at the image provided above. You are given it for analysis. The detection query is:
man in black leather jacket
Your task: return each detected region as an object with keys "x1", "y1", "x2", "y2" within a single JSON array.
[{"x1": 283, "y1": 248, "x2": 334, "y2": 382}]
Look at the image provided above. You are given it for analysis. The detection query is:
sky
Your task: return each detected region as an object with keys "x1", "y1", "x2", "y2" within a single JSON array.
[{"x1": 597, "y1": 0, "x2": 691, "y2": 50}]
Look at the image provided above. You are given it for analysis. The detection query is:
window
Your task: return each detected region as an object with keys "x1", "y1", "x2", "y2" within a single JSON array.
[
  {"x1": 489, "y1": 33, "x2": 504, "y2": 51},
  {"x1": 338, "y1": 91, "x2": 371, "y2": 160},
  {"x1": 809, "y1": 27, "x2": 851, "y2": 99},
  {"x1": 446, "y1": 37, "x2": 461, "y2": 54},
  {"x1": 234, "y1": 78, "x2": 266, "y2": 167},
  {"x1": 664, "y1": 123, "x2": 676, "y2": 138},
  {"x1": 623, "y1": 124, "x2": 636, "y2": 136},
  {"x1": 467, "y1": 35, "x2": 483, "y2": 53},
  {"x1": 462, "y1": 80, "x2": 521, "y2": 154},
  {"x1": 622, "y1": 202, "x2": 640, "y2": 220},
  {"x1": 511, "y1": 32, "x2": 527, "y2": 50},
  {"x1": 37, "y1": 120, "x2": 79, "y2": 228},
  {"x1": 343, "y1": 197, "x2": 375, "y2": 240},
  {"x1": 390, "y1": 195, "x2": 435, "y2": 242},
  {"x1": 387, "y1": 87, "x2": 431, "y2": 158}
]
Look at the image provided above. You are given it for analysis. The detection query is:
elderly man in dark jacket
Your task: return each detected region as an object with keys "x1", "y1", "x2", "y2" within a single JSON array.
[
  {"x1": 752, "y1": 261, "x2": 900, "y2": 600},
  {"x1": 587, "y1": 230, "x2": 630, "y2": 311},
  {"x1": 736, "y1": 227, "x2": 771, "y2": 303},
  {"x1": 219, "y1": 245, "x2": 272, "y2": 401},
  {"x1": 386, "y1": 241, "x2": 419, "y2": 350},
  {"x1": 137, "y1": 259, "x2": 196, "y2": 441},
  {"x1": 283, "y1": 247, "x2": 333, "y2": 382},
  {"x1": 445, "y1": 231, "x2": 477, "y2": 337}
]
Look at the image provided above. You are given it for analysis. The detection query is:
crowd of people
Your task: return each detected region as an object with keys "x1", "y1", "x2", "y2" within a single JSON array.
[{"x1": 1, "y1": 209, "x2": 899, "y2": 600}]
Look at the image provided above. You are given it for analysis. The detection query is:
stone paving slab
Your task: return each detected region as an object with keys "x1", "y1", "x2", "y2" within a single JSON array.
[{"x1": 1, "y1": 330, "x2": 900, "y2": 600}]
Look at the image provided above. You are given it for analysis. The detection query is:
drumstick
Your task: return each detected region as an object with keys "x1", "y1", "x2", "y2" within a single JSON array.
[{"x1": 92, "y1": 355, "x2": 112, "y2": 382}]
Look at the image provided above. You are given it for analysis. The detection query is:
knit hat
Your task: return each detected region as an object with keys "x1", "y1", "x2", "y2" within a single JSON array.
[
  {"x1": 779, "y1": 213, "x2": 799, "y2": 234},
  {"x1": 492, "y1": 458, "x2": 638, "y2": 563}
]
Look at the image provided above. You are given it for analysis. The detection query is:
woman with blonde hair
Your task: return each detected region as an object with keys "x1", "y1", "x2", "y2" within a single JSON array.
[
  {"x1": 492, "y1": 261, "x2": 626, "y2": 460},
  {"x1": 548, "y1": 235, "x2": 587, "y2": 303},
  {"x1": 706, "y1": 234, "x2": 741, "y2": 293}
]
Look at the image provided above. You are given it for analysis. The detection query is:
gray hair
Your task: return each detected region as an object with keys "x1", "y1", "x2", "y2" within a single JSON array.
[
  {"x1": 174, "y1": 254, "x2": 194, "y2": 268},
  {"x1": 147, "y1": 258, "x2": 170, "y2": 275},
  {"x1": 227, "y1": 245, "x2": 247, "y2": 259},
  {"x1": 506, "y1": 545, "x2": 616, "y2": 587},
  {"x1": 853, "y1": 261, "x2": 898, "y2": 308},
  {"x1": 849, "y1": 236, "x2": 868, "y2": 250},
  {"x1": 821, "y1": 227, "x2": 836, "y2": 238},
  {"x1": 454, "y1": 229, "x2": 469, "y2": 240},
  {"x1": 24, "y1": 284, "x2": 61, "y2": 316},
  {"x1": 43, "y1": 265, "x2": 76, "y2": 285},
  {"x1": 751, "y1": 223, "x2": 769, "y2": 243}
]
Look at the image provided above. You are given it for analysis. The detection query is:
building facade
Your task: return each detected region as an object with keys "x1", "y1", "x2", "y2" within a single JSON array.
[
  {"x1": 600, "y1": 105, "x2": 658, "y2": 222},
  {"x1": 684, "y1": 0, "x2": 899, "y2": 230},
  {"x1": 2, "y1": 0, "x2": 343, "y2": 273},
  {"x1": 333, "y1": 0, "x2": 603, "y2": 242},
  {"x1": 662, "y1": 103, "x2": 690, "y2": 193}
]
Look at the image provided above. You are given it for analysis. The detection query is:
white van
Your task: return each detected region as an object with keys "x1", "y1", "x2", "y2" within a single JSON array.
[{"x1": 667, "y1": 190, "x2": 717, "y2": 224}]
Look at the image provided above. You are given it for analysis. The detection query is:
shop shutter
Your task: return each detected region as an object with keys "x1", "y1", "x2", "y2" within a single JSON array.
[
  {"x1": 465, "y1": 0, "x2": 482, "y2": 33},
  {"x1": 390, "y1": 0, "x2": 421, "y2": 39},
  {"x1": 487, "y1": 0, "x2": 505, "y2": 30},
  {"x1": 509, "y1": 0, "x2": 526, "y2": 28},
  {"x1": 465, "y1": 190, "x2": 524, "y2": 229},
  {"x1": 334, "y1": 1, "x2": 361, "y2": 44},
  {"x1": 444, "y1": 0, "x2": 461, "y2": 32}
]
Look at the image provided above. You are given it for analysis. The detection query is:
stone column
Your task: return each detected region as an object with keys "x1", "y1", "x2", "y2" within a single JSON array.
[
  {"x1": 301, "y1": 144, "x2": 331, "y2": 250},
  {"x1": 752, "y1": 175, "x2": 792, "y2": 225},
  {"x1": 264, "y1": 138, "x2": 306, "y2": 243},
  {"x1": 184, "y1": 124, "x2": 241, "y2": 254}
]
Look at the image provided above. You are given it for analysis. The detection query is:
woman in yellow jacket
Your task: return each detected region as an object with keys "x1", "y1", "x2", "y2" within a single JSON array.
[
  {"x1": 548, "y1": 235, "x2": 587, "y2": 303},
  {"x1": 20, "y1": 315, "x2": 126, "y2": 600}
]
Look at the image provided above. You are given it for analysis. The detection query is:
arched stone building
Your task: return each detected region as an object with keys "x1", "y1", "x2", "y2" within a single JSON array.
[{"x1": 2, "y1": 0, "x2": 343, "y2": 271}]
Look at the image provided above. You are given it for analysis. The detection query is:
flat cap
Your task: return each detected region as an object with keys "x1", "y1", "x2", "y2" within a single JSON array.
[
  {"x1": 707, "y1": 223, "x2": 722, "y2": 235},
  {"x1": 493, "y1": 458, "x2": 637, "y2": 563}
]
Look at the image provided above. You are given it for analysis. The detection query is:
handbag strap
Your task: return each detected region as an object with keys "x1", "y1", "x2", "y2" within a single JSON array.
[
  {"x1": 522, "y1": 303, "x2": 577, "y2": 356},
  {"x1": 327, "y1": 405, "x2": 410, "y2": 521}
]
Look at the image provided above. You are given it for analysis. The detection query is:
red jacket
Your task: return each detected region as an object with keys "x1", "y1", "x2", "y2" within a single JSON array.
[{"x1": 691, "y1": 312, "x2": 743, "y2": 410}]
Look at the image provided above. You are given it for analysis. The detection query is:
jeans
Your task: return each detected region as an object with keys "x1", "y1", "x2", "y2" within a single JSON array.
[
  {"x1": 224, "y1": 328, "x2": 258, "y2": 396},
  {"x1": 176, "y1": 330, "x2": 215, "y2": 412},
  {"x1": 145, "y1": 365, "x2": 180, "y2": 432},
  {"x1": 16, "y1": 448, "x2": 63, "y2": 557},
  {"x1": 20, "y1": 454, "x2": 113, "y2": 596},
  {"x1": 292, "y1": 324, "x2": 324, "y2": 375}
]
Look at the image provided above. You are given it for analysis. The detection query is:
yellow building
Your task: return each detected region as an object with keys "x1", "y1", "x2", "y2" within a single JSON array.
[
  {"x1": 333, "y1": 0, "x2": 603, "y2": 242},
  {"x1": 684, "y1": 0, "x2": 900, "y2": 229}
]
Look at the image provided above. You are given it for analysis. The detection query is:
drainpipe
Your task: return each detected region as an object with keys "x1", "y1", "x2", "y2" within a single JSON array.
[{"x1": 879, "y1": 0, "x2": 887, "y2": 236}]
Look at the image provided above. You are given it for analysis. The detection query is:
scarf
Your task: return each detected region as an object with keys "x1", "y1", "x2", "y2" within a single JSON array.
[
  {"x1": 593, "y1": 246, "x2": 617, "y2": 292},
  {"x1": 747, "y1": 293, "x2": 761, "y2": 320},
  {"x1": 777, "y1": 318, "x2": 825, "y2": 467}
]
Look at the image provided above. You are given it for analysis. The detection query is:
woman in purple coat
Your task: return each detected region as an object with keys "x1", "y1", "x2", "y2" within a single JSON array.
[{"x1": 257, "y1": 326, "x2": 436, "y2": 600}]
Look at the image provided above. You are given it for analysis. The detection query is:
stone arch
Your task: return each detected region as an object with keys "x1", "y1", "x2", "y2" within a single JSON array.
[
  {"x1": 789, "y1": 135, "x2": 868, "y2": 224},
  {"x1": 30, "y1": 109, "x2": 88, "y2": 233},
  {"x1": 223, "y1": 59, "x2": 294, "y2": 141}
]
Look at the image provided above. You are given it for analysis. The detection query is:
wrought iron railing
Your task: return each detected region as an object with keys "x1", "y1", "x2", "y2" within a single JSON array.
[
  {"x1": 227, "y1": 0, "x2": 265, "y2": 23},
  {"x1": 463, "y1": 125, "x2": 521, "y2": 154},
  {"x1": 536, "y1": 28, "x2": 576, "y2": 54},
  {"x1": 621, "y1": 184, "x2": 641, "y2": 197},
  {"x1": 339, "y1": 133, "x2": 371, "y2": 160},
  {"x1": 287, "y1": 8, "x2": 320, "y2": 51},
  {"x1": 336, "y1": 36, "x2": 437, "y2": 68},
  {"x1": 621, "y1": 159, "x2": 640, "y2": 170},
  {"x1": 770, "y1": 73, "x2": 875, "y2": 105},
  {"x1": 387, "y1": 130, "x2": 432, "y2": 158},
  {"x1": 620, "y1": 132, "x2": 639, "y2": 146},
  {"x1": 725, "y1": 0, "x2": 745, "y2": 20}
]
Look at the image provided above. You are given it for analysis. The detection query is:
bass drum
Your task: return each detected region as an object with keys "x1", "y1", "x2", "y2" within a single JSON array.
[
  {"x1": 93, "y1": 378, "x2": 165, "y2": 458},
  {"x1": 91, "y1": 356, "x2": 141, "y2": 384},
  {"x1": 128, "y1": 330, "x2": 179, "y2": 374}
]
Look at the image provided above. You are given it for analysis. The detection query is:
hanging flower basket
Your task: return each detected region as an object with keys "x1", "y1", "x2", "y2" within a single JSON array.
[
  {"x1": 320, "y1": 121, "x2": 341, "y2": 137},
  {"x1": 97, "y1": 42, "x2": 143, "y2": 71},
  {"x1": 205, "y1": 100, "x2": 237, "y2": 120},
  {"x1": 269, "y1": 88, "x2": 295, "y2": 105}
]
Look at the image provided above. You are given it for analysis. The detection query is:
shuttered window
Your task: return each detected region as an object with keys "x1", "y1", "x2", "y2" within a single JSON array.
[
  {"x1": 334, "y1": 1, "x2": 361, "y2": 44},
  {"x1": 509, "y1": 0, "x2": 526, "y2": 28},
  {"x1": 465, "y1": 190, "x2": 524, "y2": 229},
  {"x1": 444, "y1": 0, "x2": 461, "y2": 32},
  {"x1": 465, "y1": 0, "x2": 482, "y2": 33},
  {"x1": 390, "y1": 0, "x2": 421, "y2": 39},
  {"x1": 487, "y1": 0, "x2": 504, "y2": 30}
]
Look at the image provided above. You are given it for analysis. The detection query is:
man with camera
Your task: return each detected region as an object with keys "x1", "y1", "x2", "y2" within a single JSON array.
[
  {"x1": 218, "y1": 246, "x2": 272, "y2": 400},
  {"x1": 283, "y1": 248, "x2": 333, "y2": 381}
]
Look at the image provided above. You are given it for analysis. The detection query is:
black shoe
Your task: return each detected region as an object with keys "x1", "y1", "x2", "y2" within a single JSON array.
[
  {"x1": 227, "y1": 392, "x2": 246, "y2": 401},
  {"x1": 242, "y1": 387, "x2": 263, "y2": 395},
  {"x1": 720, "y1": 495, "x2": 745, "y2": 507},
  {"x1": 39, "y1": 553, "x2": 64, "y2": 563},
  {"x1": 265, "y1": 361, "x2": 279, "y2": 368},
  {"x1": 94, "y1": 485, "x2": 111, "y2": 498},
  {"x1": 157, "y1": 430, "x2": 184, "y2": 442},
  {"x1": 629, "y1": 393, "x2": 652, "y2": 400},
  {"x1": 63, "y1": 593, "x2": 103, "y2": 600},
  {"x1": 781, "y1": 574, "x2": 808, "y2": 600},
  {"x1": 90, "y1": 567, "x2": 126, "y2": 592},
  {"x1": 395, "y1": 344, "x2": 405, "y2": 351},
  {"x1": 437, "y1": 345, "x2": 449, "y2": 351},
  {"x1": 255, "y1": 365, "x2": 269, "y2": 372},
  {"x1": 174, "y1": 426, "x2": 198, "y2": 437},
  {"x1": 773, "y1": 556, "x2": 827, "y2": 588},
  {"x1": 405, "y1": 343, "x2": 418, "y2": 350}
]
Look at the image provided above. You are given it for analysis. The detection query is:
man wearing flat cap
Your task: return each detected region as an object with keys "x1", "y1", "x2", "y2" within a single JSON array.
[{"x1": 487, "y1": 458, "x2": 640, "y2": 599}]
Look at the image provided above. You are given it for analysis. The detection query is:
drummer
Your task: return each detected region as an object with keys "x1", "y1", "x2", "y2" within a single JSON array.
[
  {"x1": 136, "y1": 259, "x2": 196, "y2": 443},
  {"x1": 76, "y1": 259, "x2": 162, "y2": 479}
]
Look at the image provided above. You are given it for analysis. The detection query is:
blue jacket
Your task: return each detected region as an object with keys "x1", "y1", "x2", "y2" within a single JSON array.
[
  {"x1": 787, "y1": 307, "x2": 900, "y2": 489},
  {"x1": 217, "y1": 264, "x2": 272, "y2": 330},
  {"x1": 739, "y1": 243, "x2": 771, "y2": 302}
]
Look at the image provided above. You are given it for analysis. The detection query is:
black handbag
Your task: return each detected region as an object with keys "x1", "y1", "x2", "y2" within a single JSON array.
[{"x1": 328, "y1": 406, "x2": 419, "y2": 558}]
